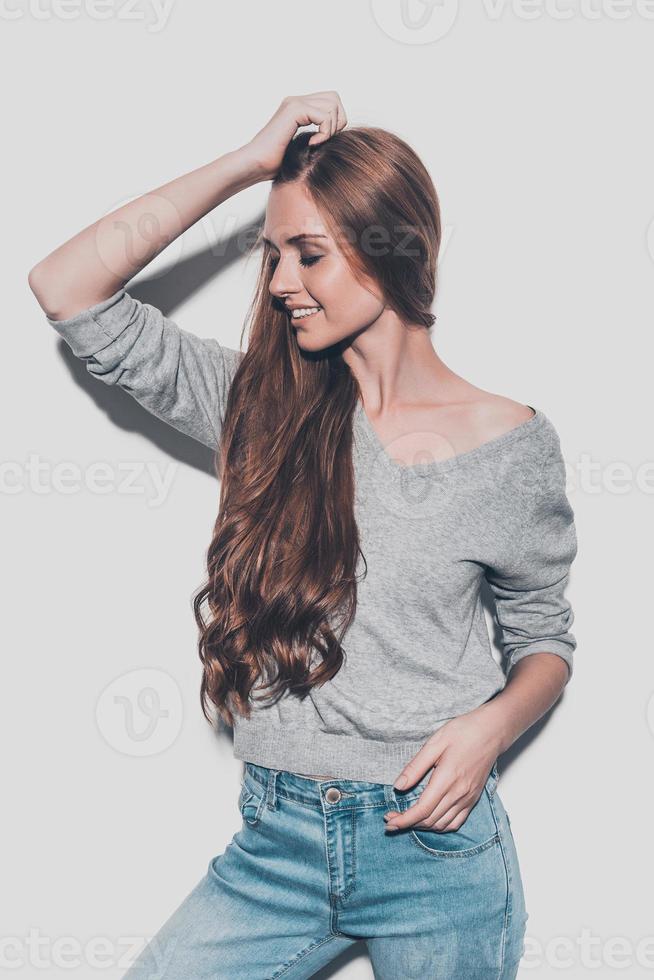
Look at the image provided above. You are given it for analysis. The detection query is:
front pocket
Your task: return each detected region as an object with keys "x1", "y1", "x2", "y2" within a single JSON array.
[{"x1": 395, "y1": 775, "x2": 500, "y2": 858}]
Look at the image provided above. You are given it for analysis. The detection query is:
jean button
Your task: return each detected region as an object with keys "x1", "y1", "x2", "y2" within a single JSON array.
[{"x1": 325, "y1": 787, "x2": 342, "y2": 803}]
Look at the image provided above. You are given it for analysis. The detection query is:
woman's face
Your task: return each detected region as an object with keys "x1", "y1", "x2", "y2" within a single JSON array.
[{"x1": 264, "y1": 181, "x2": 387, "y2": 352}]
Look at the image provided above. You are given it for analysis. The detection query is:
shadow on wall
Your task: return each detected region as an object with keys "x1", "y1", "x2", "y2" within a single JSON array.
[{"x1": 53, "y1": 215, "x2": 264, "y2": 477}]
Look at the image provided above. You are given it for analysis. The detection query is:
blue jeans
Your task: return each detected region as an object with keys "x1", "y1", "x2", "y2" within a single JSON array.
[{"x1": 123, "y1": 761, "x2": 528, "y2": 979}]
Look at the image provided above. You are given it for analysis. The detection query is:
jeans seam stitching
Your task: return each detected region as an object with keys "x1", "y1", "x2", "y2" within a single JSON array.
[
  {"x1": 487, "y1": 792, "x2": 511, "y2": 977},
  {"x1": 270, "y1": 933, "x2": 338, "y2": 979},
  {"x1": 408, "y1": 830, "x2": 500, "y2": 857},
  {"x1": 340, "y1": 807, "x2": 358, "y2": 900}
]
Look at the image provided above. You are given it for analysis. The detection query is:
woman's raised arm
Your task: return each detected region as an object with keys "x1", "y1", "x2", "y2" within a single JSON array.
[
  {"x1": 27, "y1": 145, "x2": 267, "y2": 450},
  {"x1": 27, "y1": 94, "x2": 347, "y2": 448},
  {"x1": 27, "y1": 144, "x2": 267, "y2": 319},
  {"x1": 28, "y1": 92, "x2": 346, "y2": 317}
]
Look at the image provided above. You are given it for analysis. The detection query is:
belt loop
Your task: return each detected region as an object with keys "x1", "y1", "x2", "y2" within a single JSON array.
[{"x1": 266, "y1": 769, "x2": 280, "y2": 810}]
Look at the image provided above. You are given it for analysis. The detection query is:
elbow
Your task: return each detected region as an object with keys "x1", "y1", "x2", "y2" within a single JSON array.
[
  {"x1": 28, "y1": 262, "x2": 86, "y2": 321},
  {"x1": 28, "y1": 261, "x2": 61, "y2": 318},
  {"x1": 28, "y1": 261, "x2": 123, "y2": 321},
  {"x1": 27, "y1": 261, "x2": 44, "y2": 297}
]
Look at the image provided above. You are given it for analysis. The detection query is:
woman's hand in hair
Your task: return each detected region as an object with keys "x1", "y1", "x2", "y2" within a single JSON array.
[{"x1": 245, "y1": 91, "x2": 348, "y2": 180}]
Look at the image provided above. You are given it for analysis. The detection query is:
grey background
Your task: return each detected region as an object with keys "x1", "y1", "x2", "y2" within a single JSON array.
[{"x1": 3, "y1": 0, "x2": 651, "y2": 976}]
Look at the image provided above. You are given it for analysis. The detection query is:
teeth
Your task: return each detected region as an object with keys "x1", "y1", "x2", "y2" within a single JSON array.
[{"x1": 291, "y1": 307, "x2": 322, "y2": 319}]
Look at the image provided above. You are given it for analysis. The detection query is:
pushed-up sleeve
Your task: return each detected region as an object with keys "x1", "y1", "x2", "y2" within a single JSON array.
[
  {"x1": 484, "y1": 427, "x2": 578, "y2": 682},
  {"x1": 46, "y1": 288, "x2": 243, "y2": 451}
]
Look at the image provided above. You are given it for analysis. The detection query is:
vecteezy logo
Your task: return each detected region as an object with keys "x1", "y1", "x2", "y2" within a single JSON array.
[
  {"x1": 95, "y1": 668, "x2": 184, "y2": 756},
  {"x1": 370, "y1": 0, "x2": 459, "y2": 43}
]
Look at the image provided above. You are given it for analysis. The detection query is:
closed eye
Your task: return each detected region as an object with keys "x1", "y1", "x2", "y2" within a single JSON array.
[{"x1": 269, "y1": 254, "x2": 323, "y2": 270}]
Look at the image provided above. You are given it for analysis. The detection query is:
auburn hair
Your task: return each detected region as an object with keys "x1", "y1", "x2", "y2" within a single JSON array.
[{"x1": 193, "y1": 126, "x2": 441, "y2": 729}]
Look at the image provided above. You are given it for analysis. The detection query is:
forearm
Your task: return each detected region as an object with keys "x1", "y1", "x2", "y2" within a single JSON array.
[
  {"x1": 477, "y1": 652, "x2": 570, "y2": 756},
  {"x1": 28, "y1": 143, "x2": 266, "y2": 320}
]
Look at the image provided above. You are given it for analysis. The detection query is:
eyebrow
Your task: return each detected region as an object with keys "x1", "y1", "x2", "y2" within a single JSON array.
[{"x1": 262, "y1": 233, "x2": 328, "y2": 249}]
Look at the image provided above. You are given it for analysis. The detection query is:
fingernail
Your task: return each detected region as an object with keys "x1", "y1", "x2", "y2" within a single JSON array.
[
  {"x1": 394, "y1": 775, "x2": 408, "y2": 789},
  {"x1": 386, "y1": 823, "x2": 399, "y2": 831}
]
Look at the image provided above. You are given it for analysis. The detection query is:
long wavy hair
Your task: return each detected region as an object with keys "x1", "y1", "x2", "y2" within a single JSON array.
[{"x1": 193, "y1": 126, "x2": 441, "y2": 729}]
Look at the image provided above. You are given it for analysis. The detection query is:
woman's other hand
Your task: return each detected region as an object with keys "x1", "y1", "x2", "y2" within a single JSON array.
[{"x1": 384, "y1": 705, "x2": 503, "y2": 832}]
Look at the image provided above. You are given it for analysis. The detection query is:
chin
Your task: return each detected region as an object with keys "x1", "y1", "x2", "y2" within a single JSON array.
[{"x1": 295, "y1": 333, "x2": 331, "y2": 354}]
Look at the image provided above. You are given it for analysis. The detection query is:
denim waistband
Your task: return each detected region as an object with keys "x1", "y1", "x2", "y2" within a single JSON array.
[
  {"x1": 244, "y1": 761, "x2": 403, "y2": 810},
  {"x1": 243, "y1": 760, "x2": 500, "y2": 811}
]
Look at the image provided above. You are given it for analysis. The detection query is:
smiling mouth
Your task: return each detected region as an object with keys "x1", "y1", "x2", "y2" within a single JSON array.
[{"x1": 289, "y1": 307, "x2": 322, "y2": 321}]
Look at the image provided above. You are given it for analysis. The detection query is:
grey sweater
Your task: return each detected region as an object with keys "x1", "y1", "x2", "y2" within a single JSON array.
[{"x1": 46, "y1": 288, "x2": 578, "y2": 784}]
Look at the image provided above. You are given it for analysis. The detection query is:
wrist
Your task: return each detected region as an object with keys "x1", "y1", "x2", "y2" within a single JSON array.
[
  {"x1": 475, "y1": 699, "x2": 515, "y2": 757},
  {"x1": 230, "y1": 142, "x2": 273, "y2": 184}
]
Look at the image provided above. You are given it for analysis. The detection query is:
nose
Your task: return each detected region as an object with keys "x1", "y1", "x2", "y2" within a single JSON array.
[{"x1": 269, "y1": 256, "x2": 302, "y2": 301}]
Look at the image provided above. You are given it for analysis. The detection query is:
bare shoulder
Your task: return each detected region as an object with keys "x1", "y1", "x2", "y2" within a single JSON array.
[{"x1": 464, "y1": 393, "x2": 536, "y2": 442}]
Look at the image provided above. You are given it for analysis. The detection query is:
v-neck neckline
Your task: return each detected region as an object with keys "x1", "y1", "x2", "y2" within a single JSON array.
[{"x1": 353, "y1": 399, "x2": 545, "y2": 475}]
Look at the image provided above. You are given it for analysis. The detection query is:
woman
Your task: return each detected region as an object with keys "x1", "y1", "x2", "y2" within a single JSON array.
[{"x1": 29, "y1": 91, "x2": 577, "y2": 979}]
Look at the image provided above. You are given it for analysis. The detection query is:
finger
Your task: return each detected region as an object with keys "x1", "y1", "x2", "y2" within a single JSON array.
[
  {"x1": 431, "y1": 804, "x2": 473, "y2": 833},
  {"x1": 417, "y1": 800, "x2": 471, "y2": 832},
  {"x1": 305, "y1": 89, "x2": 341, "y2": 99},
  {"x1": 385, "y1": 789, "x2": 453, "y2": 831},
  {"x1": 313, "y1": 92, "x2": 345, "y2": 125},
  {"x1": 386, "y1": 771, "x2": 473, "y2": 830},
  {"x1": 394, "y1": 747, "x2": 443, "y2": 791},
  {"x1": 308, "y1": 108, "x2": 337, "y2": 145},
  {"x1": 304, "y1": 95, "x2": 340, "y2": 132},
  {"x1": 309, "y1": 123, "x2": 327, "y2": 146},
  {"x1": 306, "y1": 112, "x2": 328, "y2": 145},
  {"x1": 293, "y1": 99, "x2": 327, "y2": 130}
]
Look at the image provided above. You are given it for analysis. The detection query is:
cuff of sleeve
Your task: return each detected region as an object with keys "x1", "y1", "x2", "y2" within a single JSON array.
[
  {"x1": 46, "y1": 288, "x2": 130, "y2": 358},
  {"x1": 507, "y1": 642, "x2": 574, "y2": 683}
]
